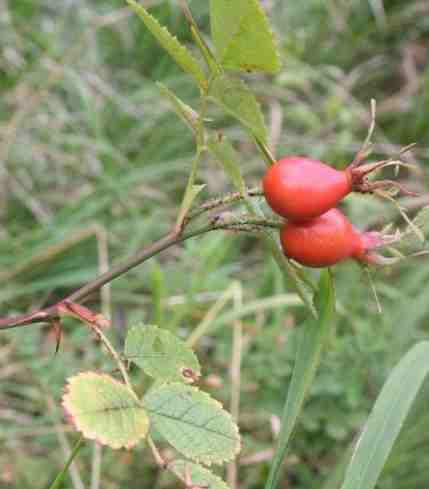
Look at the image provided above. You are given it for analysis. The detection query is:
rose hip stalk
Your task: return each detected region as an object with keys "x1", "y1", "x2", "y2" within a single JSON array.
[
  {"x1": 263, "y1": 155, "x2": 414, "y2": 222},
  {"x1": 280, "y1": 208, "x2": 398, "y2": 268}
]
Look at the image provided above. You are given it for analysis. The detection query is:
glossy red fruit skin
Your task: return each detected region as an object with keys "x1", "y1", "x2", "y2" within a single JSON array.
[
  {"x1": 263, "y1": 157, "x2": 352, "y2": 222},
  {"x1": 280, "y1": 208, "x2": 365, "y2": 268}
]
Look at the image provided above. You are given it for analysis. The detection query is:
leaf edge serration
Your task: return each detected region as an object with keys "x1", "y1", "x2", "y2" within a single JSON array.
[
  {"x1": 215, "y1": 0, "x2": 282, "y2": 74},
  {"x1": 126, "y1": 0, "x2": 207, "y2": 88}
]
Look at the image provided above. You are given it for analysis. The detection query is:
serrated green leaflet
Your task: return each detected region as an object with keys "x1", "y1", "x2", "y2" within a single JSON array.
[
  {"x1": 62, "y1": 372, "x2": 149, "y2": 449},
  {"x1": 210, "y1": 0, "x2": 281, "y2": 73},
  {"x1": 265, "y1": 270, "x2": 335, "y2": 489},
  {"x1": 341, "y1": 341, "x2": 429, "y2": 489},
  {"x1": 144, "y1": 383, "x2": 240, "y2": 465},
  {"x1": 170, "y1": 460, "x2": 229, "y2": 489},
  {"x1": 124, "y1": 325, "x2": 201, "y2": 383},
  {"x1": 208, "y1": 134, "x2": 247, "y2": 196},
  {"x1": 210, "y1": 74, "x2": 267, "y2": 143},
  {"x1": 127, "y1": 0, "x2": 206, "y2": 89}
]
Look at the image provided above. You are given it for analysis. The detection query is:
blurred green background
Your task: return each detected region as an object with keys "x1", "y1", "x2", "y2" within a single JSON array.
[{"x1": 1, "y1": 1, "x2": 429, "y2": 488}]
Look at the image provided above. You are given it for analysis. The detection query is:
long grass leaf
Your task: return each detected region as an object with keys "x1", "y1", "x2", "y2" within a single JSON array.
[
  {"x1": 341, "y1": 341, "x2": 429, "y2": 489},
  {"x1": 264, "y1": 270, "x2": 335, "y2": 489}
]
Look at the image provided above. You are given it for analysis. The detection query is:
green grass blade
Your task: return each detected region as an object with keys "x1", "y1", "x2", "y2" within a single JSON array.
[
  {"x1": 264, "y1": 270, "x2": 336, "y2": 489},
  {"x1": 340, "y1": 341, "x2": 429, "y2": 489},
  {"x1": 47, "y1": 435, "x2": 84, "y2": 489}
]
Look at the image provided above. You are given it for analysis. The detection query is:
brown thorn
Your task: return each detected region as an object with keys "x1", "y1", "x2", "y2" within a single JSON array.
[{"x1": 50, "y1": 318, "x2": 63, "y2": 355}]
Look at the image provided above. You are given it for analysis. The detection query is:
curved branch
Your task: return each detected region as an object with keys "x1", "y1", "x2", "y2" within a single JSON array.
[{"x1": 0, "y1": 217, "x2": 280, "y2": 331}]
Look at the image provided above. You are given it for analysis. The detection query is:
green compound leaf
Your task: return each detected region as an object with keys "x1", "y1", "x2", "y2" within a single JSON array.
[
  {"x1": 170, "y1": 460, "x2": 229, "y2": 489},
  {"x1": 62, "y1": 372, "x2": 149, "y2": 449},
  {"x1": 208, "y1": 133, "x2": 247, "y2": 196},
  {"x1": 210, "y1": 74, "x2": 267, "y2": 143},
  {"x1": 127, "y1": 0, "x2": 206, "y2": 89},
  {"x1": 341, "y1": 341, "x2": 429, "y2": 489},
  {"x1": 124, "y1": 324, "x2": 201, "y2": 383},
  {"x1": 210, "y1": 0, "x2": 281, "y2": 74},
  {"x1": 157, "y1": 82, "x2": 200, "y2": 133},
  {"x1": 144, "y1": 383, "x2": 240, "y2": 465}
]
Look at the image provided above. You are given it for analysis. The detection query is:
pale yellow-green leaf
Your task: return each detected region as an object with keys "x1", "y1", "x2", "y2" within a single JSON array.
[
  {"x1": 210, "y1": 0, "x2": 281, "y2": 73},
  {"x1": 210, "y1": 74, "x2": 267, "y2": 143},
  {"x1": 170, "y1": 460, "x2": 229, "y2": 489},
  {"x1": 124, "y1": 324, "x2": 201, "y2": 383},
  {"x1": 174, "y1": 147, "x2": 205, "y2": 230},
  {"x1": 157, "y1": 82, "x2": 199, "y2": 133},
  {"x1": 144, "y1": 383, "x2": 240, "y2": 465},
  {"x1": 127, "y1": 0, "x2": 206, "y2": 89},
  {"x1": 208, "y1": 134, "x2": 247, "y2": 195},
  {"x1": 62, "y1": 372, "x2": 149, "y2": 449},
  {"x1": 177, "y1": 183, "x2": 206, "y2": 228}
]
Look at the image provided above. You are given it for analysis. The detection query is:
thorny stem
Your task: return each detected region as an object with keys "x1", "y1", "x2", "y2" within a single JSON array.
[
  {"x1": 186, "y1": 186, "x2": 263, "y2": 222},
  {"x1": 0, "y1": 214, "x2": 280, "y2": 331}
]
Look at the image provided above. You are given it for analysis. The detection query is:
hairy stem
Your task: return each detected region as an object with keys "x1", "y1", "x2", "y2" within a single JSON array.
[{"x1": 186, "y1": 186, "x2": 263, "y2": 222}]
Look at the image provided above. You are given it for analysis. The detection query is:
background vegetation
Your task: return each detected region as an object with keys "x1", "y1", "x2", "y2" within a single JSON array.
[{"x1": 1, "y1": 0, "x2": 428, "y2": 488}]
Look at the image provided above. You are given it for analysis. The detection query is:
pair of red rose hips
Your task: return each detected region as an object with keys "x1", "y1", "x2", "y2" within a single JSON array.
[{"x1": 263, "y1": 156, "x2": 394, "y2": 268}]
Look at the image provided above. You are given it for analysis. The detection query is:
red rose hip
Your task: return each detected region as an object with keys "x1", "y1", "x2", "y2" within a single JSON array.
[
  {"x1": 264, "y1": 157, "x2": 351, "y2": 222},
  {"x1": 280, "y1": 208, "x2": 391, "y2": 268},
  {"x1": 263, "y1": 155, "x2": 410, "y2": 222}
]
